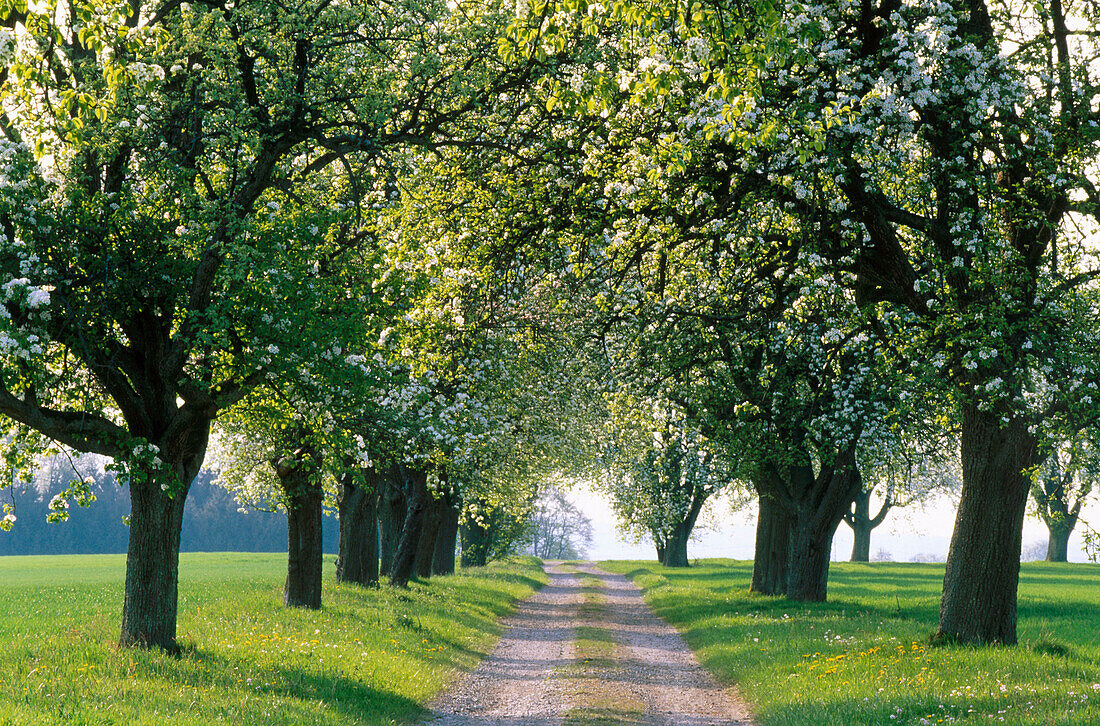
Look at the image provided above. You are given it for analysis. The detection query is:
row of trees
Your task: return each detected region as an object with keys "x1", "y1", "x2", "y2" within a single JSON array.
[
  {"x1": 517, "y1": 0, "x2": 1100, "y2": 646},
  {"x1": 0, "y1": 458, "x2": 323, "y2": 555},
  {"x1": 1, "y1": 0, "x2": 1099, "y2": 652}
]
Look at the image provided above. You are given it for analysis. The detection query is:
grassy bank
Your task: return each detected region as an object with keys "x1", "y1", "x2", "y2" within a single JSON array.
[
  {"x1": 0, "y1": 553, "x2": 545, "y2": 725},
  {"x1": 602, "y1": 559, "x2": 1100, "y2": 726}
]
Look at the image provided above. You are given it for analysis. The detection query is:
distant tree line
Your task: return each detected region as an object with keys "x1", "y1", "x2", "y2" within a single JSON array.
[{"x1": 0, "y1": 470, "x2": 336, "y2": 557}]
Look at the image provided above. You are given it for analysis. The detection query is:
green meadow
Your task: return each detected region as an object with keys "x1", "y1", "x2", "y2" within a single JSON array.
[
  {"x1": 0, "y1": 553, "x2": 545, "y2": 726},
  {"x1": 602, "y1": 559, "x2": 1100, "y2": 726}
]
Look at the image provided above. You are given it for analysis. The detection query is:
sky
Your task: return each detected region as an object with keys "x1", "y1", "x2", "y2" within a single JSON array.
[{"x1": 565, "y1": 482, "x2": 1095, "y2": 564}]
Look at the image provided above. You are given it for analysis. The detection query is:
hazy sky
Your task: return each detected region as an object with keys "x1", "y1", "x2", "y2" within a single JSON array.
[{"x1": 565, "y1": 483, "x2": 1094, "y2": 563}]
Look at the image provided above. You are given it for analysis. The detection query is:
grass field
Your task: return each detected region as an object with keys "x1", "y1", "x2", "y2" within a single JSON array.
[
  {"x1": 0, "y1": 553, "x2": 545, "y2": 725},
  {"x1": 601, "y1": 559, "x2": 1100, "y2": 725}
]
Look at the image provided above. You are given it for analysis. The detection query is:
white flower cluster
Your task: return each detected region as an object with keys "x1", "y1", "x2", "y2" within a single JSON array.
[{"x1": 0, "y1": 26, "x2": 14, "y2": 63}]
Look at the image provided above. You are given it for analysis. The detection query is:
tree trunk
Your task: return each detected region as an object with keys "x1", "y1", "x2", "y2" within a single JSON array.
[
  {"x1": 414, "y1": 494, "x2": 443, "y2": 579},
  {"x1": 119, "y1": 476, "x2": 191, "y2": 652},
  {"x1": 432, "y1": 495, "x2": 460, "y2": 575},
  {"x1": 1032, "y1": 452, "x2": 1082, "y2": 564},
  {"x1": 379, "y1": 476, "x2": 406, "y2": 577},
  {"x1": 461, "y1": 517, "x2": 492, "y2": 568},
  {"x1": 849, "y1": 520, "x2": 872, "y2": 562},
  {"x1": 654, "y1": 486, "x2": 707, "y2": 567},
  {"x1": 846, "y1": 487, "x2": 873, "y2": 562},
  {"x1": 750, "y1": 493, "x2": 792, "y2": 595},
  {"x1": 1045, "y1": 525, "x2": 1071, "y2": 562},
  {"x1": 785, "y1": 447, "x2": 860, "y2": 602},
  {"x1": 660, "y1": 522, "x2": 691, "y2": 567},
  {"x1": 936, "y1": 406, "x2": 1037, "y2": 645},
  {"x1": 389, "y1": 467, "x2": 428, "y2": 588},
  {"x1": 786, "y1": 513, "x2": 834, "y2": 602},
  {"x1": 282, "y1": 459, "x2": 324, "y2": 609},
  {"x1": 845, "y1": 485, "x2": 891, "y2": 562},
  {"x1": 336, "y1": 470, "x2": 379, "y2": 586}
]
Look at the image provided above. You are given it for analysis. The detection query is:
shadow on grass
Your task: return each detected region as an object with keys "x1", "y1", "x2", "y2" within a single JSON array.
[{"x1": 177, "y1": 648, "x2": 427, "y2": 725}]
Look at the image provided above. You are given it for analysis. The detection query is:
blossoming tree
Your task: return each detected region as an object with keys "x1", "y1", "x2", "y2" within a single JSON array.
[
  {"x1": 0, "y1": 0, "x2": 547, "y2": 650},
  {"x1": 598, "y1": 395, "x2": 732, "y2": 567},
  {"x1": 530, "y1": 0, "x2": 1100, "y2": 643}
]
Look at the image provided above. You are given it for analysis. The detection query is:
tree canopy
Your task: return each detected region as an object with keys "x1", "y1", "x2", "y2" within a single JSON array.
[{"x1": 3, "y1": 0, "x2": 1100, "y2": 651}]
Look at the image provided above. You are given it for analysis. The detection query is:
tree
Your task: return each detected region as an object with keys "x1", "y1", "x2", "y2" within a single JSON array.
[
  {"x1": 363, "y1": 90, "x2": 613, "y2": 579},
  {"x1": 599, "y1": 397, "x2": 727, "y2": 567},
  {"x1": 496, "y1": 6, "x2": 929, "y2": 599},
  {"x1": 1031, "y1": 436, "x2": 1098, "y2": 562},
  {"x1": 844, "y1": 484, "x2": 891, "y2": 564},
  {"x1": 460, "y1": 494, "x2": 535, "y2": 566},
  {"x1": 0, "y1": 0, "x2": 547, "y2": 650},
  {"x1": 337, "y1": 464, "x2": 382, "y2": 586},
  {"x1": 524, "y1": 484, "x2": 592, "y2": 560},
  {"x1": 213, "y1": 415, "x2": 338, "y2": 609},
  {"x1": 691, "y1": 0, "x2": 1100, "y2": 643},
  {"x1": 537, "y1": 0, "x2": 1100, "y2": 643},
  {"x1": 845, "y1": 440, "x2": 956, "y2": 562}
]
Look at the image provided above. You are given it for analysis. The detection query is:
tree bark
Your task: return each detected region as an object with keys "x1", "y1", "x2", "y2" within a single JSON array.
[
  {"x1": 847, "y1": 487, "x2": 872, "y2": 562},
  {"x1": 1032, "y1": 455, "x2": 1082, "y2": 564},
  {"x1": 652, "y1": 485, "x2": 708, "y2": 567},
  {"x1": 379, "y1": 474, "x2": 406, "y2": 577},
  {"x1": 119, "y1": 476, "x2": 191, "y2": 652},
  {"x1": 750, "y1": 494, "x2": 792, "y2": 595},
  {"x1": 336, "y1": 469, "x2": 379, "y2": 586},
  {"x1": 280, "y1": 452, "x2": 324, "y2": 609},
  {"x1": 845, "y1": 485, "x2": 892, "y2": 562},
  {"x1": 849, "y1": 519, "x2": 872, "y2": 562},
  {"x1": 389, "y1": 467, "x2": 428, "y2": 588},
  {"x1": 936, "y1": 406, "x2": 1037, "y2": 645},
  {"x1": 785, "y1": 446, "x2": 861, "y2": 602},
  {"x1": 786, "y1": 512, "x2": 835, "y2": 602},
  {"x1": 1045, "y1": 525, "x2": 1071, "y2": 562},
  {"x1": 432, "y1": 494, "x2": 460, "y2": 575},
  {"x1": 414, "y1": 494, "x2": 443, "y2": 579},
  {"x1": 662, "y1": 523, "x2": 691, "y2": 567},
  {"x1": 460, "y1": 516, "x2": 492, "y2": 568},
  {"x1": 119, "y1": 421, "x2": 206, "y2": 652}
]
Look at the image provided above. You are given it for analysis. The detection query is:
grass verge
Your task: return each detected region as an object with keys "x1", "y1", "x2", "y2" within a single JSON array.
[
  {"x1": 601, "y1": 559, "x2": 1100, "y2": 726},
  {"x1": 0, "y1": 553, "x2": 545, "y2": 726}
]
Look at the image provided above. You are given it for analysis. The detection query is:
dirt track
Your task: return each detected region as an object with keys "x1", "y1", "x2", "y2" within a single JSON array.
[{"x1": 421, "y1": 561, "x2": 755, "y2": 726}]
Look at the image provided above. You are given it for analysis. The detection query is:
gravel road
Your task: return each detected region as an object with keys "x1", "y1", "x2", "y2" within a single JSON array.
[{"x1": 420, "y1": 561, "x2": 755, "y2": 726}]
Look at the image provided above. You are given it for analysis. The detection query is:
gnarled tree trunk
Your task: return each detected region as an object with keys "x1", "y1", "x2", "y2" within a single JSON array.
[
  {"x1": 278, "y1": 441, "x2": 324, "y2": 609},
  {"x1": 660, "y1": 525, "x2": 690, "y2": 567},
  {"x1": 750, "y1": 494, "x2": 792, "y2": 595},
  {"x1": 119, "y1": 426, "x2": 207, "y2": 652},
  {"x1": 849, "y1": 519, "x2": 871, "y2": 562},
  {"x1": 936, "y1": 407, "x2": 1037, "y2": 645},
  {"x1": 786, "y1": 512, "x2": 835, "y2": 602},
  {"x1": 432, "y1": 493, "x2": 460, "y2": 575},
  {"x1": 414, "y1": 494, "x2": 444, "y2": 579},
  {"x1": 379, "y1": 474, "x2": 406, "y2": 576},
  {"x1": 1045, "y1": 525, "x2": 1071, "y2": 562},
  {"x1": 785, "y1": 446, "x2": 861, "y2": 602},
  {"x1": 656, "y1": 489, "x2": 707, "y2": 568},
  {"x1": 1032, "y1": 453, "x2": 1084, "y2": 564},
  {"x1": 336, "y1": 468, "x2": 379, "y2": 586},
  {"x1": 844, "y1": 486, "x2": 892, "y2": 563},
  {"x1": 389, "y1": 466, "x2": 429, "y2": 588},
  {"x1": 120, "y1": 476, "x2": 191, "y2": 652}
]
